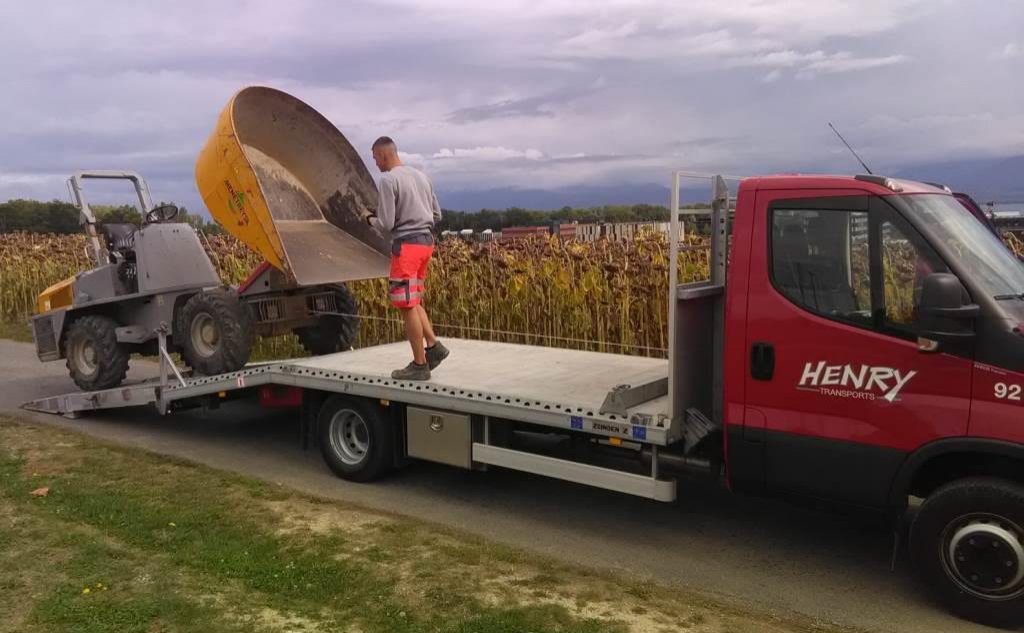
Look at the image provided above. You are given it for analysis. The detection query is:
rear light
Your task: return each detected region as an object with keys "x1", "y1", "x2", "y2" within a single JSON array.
[{"x1": 259, "y1": 385, "x2": 303, "y2": 408}]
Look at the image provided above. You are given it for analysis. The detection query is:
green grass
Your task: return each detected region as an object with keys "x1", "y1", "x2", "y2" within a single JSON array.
[
  {"x1": 0, "y1": 417, "x2": 859, "y2": 633},
  {"x1": 0, "y1": 319, "x2": 32, "y2": 342}
]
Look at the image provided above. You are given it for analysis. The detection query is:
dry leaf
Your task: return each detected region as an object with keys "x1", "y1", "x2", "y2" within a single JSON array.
[{"x1": 30, "y1": 487, "x2": 49, "y2": 497}]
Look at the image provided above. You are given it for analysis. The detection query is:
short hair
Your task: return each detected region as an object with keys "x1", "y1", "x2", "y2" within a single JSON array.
[{"x1": 372, "y1": 136, "x2": 396, "y2": 151}]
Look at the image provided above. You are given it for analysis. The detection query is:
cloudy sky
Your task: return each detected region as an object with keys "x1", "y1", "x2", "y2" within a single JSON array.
[{"x1": 0, "y1": 0, "x2": 1021, "y2": 212}]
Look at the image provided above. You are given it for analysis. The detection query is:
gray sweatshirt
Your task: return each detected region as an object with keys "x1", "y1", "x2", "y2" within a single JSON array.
[{"x1": 372, "y1": 165, "x2": 441, "y2": 243}]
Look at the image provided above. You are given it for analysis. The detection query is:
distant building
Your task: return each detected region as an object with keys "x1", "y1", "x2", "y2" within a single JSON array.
[
  {"x1": 440, "y1": 228, "x2": 495, "y2": 242},
  {"x1": 598, "y1": 221, "x2": 670, "y2": 241},
  {"x1": 500, "y1": 220, "x2": 672, "y2": 242},
  {"x1": 499, "y1": 225, "x2": 573, "y2": 241}
]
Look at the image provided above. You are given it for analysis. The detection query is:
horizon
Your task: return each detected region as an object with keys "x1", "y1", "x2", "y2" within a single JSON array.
[{"x1": 5, "y1": 164, "x2": 1022, "y2": 216}]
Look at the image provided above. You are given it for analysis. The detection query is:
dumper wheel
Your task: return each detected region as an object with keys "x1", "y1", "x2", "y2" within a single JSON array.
[
  {"x1": 318, "y1": 395, "x2": 394, "y2": 482},
  {"x1": 295, "y1": 284, "x2": 360, "y2": 355},
  {"x1": 178, "y1": 288, "x2": 253, "y2": 375},
  {"x1": 64, "y1": 315, "x2": 129, "y2": 391}
]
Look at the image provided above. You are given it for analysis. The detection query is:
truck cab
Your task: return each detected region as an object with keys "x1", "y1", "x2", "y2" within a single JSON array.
[{"x1": 720, "y1": 174, "x2": 1024, "y2": 625}]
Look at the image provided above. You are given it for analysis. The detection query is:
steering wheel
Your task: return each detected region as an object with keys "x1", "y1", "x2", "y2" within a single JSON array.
[{"x1": 145, "y1": 204, "x2": 179, "y2": 224}]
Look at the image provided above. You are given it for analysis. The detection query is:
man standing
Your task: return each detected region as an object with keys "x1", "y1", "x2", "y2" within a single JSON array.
[{"x1": 362, "y1": 136, "x2": 449, "y2": 380}]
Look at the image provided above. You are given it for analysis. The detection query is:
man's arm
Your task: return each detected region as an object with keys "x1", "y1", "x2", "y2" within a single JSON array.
[
  {"x1": 372, "y1": 175, "x2": 397, "y2": 232},
  {"x1": 430, "y1": 185, "x2": 442, "y2": 225}
]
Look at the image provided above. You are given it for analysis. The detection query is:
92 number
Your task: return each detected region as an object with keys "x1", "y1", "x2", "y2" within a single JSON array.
[{"x1": 995, "y1": 382, "x2": 1022, "y2": 401}]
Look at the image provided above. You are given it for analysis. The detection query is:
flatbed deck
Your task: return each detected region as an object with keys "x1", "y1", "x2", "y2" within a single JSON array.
[
  {"x1": 24, "y1": 338, "x2": 680, "y2": 446},
  {"x1": 298, "y1": 339, "x2": 671, "y2": 418}
]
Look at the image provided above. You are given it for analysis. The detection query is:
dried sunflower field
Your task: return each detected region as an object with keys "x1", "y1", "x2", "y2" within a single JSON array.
[
  {"x1": 2, "y1": 230, "x2": 1021, "y2": 361},
  {"x1": 1, "y1": 231, "x2": 710, "y2": 360}
]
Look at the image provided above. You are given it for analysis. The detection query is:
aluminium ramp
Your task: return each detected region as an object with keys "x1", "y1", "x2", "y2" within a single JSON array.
[{"x1": 22, "y1": 381, "x2": 161, "y2": 418}]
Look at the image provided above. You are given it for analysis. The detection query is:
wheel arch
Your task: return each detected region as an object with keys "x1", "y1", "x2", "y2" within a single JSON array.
[
  {"x1": 889, "y1": 438, "x2": 1024, "y2": 507},
  {"x1": 176, "y1": 287, "x2": 253, "y2": 374},
  {"x1": 57, "y1": 304, "x2": 119, "y2": 354},
  {"x1": 316, "y1": 393, "x2": 399, "y2": 481},
  {"x1": 170, "y1": 290, "x2": 201, "y2": 345},
  {"x1": 62, "y1": 311, "x2": 131, "y2": 391},
  {"x1": 293, "y1": 283, "x2": 361, "y2": 355}
]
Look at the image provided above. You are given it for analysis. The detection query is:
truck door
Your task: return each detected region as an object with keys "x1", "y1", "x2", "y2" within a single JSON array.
[{"x1": 741, "y1": 191, "x2": 973, "y2": 508}]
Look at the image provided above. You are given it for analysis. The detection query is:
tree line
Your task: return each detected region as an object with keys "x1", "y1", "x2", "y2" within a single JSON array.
[
  {"x1": 435, "y1": 203, "x2": 710, "y2": 233},
  {"x1": 1, "y1": 198, "x2": 707, "y2": 235},
  {"x1": 0, "y1": 199, "x2": 222, "y2": 234}
]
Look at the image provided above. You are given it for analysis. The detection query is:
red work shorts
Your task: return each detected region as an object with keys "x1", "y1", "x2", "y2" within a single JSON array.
[{"x1": 389, "y1": 243, "x2": 433, "y2": 308}]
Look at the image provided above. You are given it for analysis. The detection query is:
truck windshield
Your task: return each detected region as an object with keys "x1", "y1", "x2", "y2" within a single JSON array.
[{"x1": 900, "y1": 194, "x2": 1024, "y2": 300}]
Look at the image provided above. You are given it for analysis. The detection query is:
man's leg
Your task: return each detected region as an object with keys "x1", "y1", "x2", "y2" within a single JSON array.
[
  {"x1": 415, "y1": 245, "x2": 438, "y2": 349},
  {"x1": 416, "y1": 244, "x2": 449, "y2": 370},
  {"x1": 402, "y1": 307, "x2": 427, "y2": 365},
  {"x1": 418, "y1": 305, "x2": 437, "y2": 348},
  {"x1": 389, "y1": 244, "x2": 430, "y2": 379},
  {"x1": 421, "y1": 305, "x2": 449, "y2": 370}
]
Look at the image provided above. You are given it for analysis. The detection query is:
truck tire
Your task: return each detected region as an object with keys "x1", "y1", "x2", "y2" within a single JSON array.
[
  {"x1": 64, "y1": 315, "x2": 129, "y2": 391},
  {"x1": 910, "y1": 477, "x2": 1024, "y2": 628},
  {"x1": 294, "y1": 284, "x2": 360, "y2": 355},
  {"x1": 178, "y1": 288, "x2": 253, "y2": 375},
  {"x1": 318, "y1": 395, "x2": 394, "y2": 482}
]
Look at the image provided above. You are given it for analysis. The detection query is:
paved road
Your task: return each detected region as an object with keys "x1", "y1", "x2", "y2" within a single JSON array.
[{"x1": 0, "y1": 340, "x2": 1003, "y2": 633}]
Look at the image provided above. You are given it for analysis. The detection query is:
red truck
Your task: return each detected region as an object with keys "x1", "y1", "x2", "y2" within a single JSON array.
[
  {"x1": 28, "y1": 172, "x2": 1024, "y2": 627},
  {"x1": 719, "y1": 173, "x2": 1024, "y2": 627}
]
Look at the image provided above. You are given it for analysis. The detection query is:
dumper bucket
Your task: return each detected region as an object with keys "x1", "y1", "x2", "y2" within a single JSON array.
[{"x1": 195, "y1": 86, "x2": 389, "y2": 286}]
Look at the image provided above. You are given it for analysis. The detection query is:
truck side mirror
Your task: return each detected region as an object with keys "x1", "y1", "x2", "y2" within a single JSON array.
[{"x1": 917, "y1": 273, "x2": 979, "y2": 349}]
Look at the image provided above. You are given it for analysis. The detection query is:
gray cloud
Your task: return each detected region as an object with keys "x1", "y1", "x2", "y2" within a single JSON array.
[
  {"x1": 0, "y1": 0, "x2": 1021, "y2": 212},
  {"x1": 448, "y1": 95, "x2": 560, "y2": 123},
  {"x1": 549, "y1": 153, "x2": 653, "y2": 164}
]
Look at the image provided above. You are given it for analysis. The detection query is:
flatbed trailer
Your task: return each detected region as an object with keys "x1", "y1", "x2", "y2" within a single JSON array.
[
  {"x1": 22, "y1": 172, "x2": 733, "y2": 503},
  {"x1": 24, "y1": 337, "x2": 684, "y2": 501}
]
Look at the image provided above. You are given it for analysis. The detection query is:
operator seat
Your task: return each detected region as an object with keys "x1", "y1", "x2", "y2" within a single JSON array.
[
  {"x1": 100, "y1": 223, "x2": 139, "y2": 293},
  {"x1": 100, "y1": 223, "x2": 138, "y2": 256}
]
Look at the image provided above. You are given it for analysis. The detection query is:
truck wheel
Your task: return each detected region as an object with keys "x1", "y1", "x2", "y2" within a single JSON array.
[
  {"x1": 64, "y1": 315, "x2": 129, "y2": 391},
  {"x1": 178, "y1": 288, "x2": 253, "y2": 375},
  {"x1": 295, "y1": 284, "x2": 360, "y2": 355},
  {"x1": 910, "y1": 477, "x2": 1024, "y2": 628},
  {"x1": 317, "y1": 395, "x2": 393, "y2": 482}
]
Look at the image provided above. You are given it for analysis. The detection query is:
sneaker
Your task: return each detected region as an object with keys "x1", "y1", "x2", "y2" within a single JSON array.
[
  {"x1": 425, "y1": 341, "x2": 450, "y2": 370},
  {"x1": 392, "y1": 362, "x2": 430, "y2": 381}
]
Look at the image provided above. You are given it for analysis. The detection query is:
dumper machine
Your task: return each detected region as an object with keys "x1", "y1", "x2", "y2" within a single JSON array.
[{"x1": 31, "y1": 86, "x2": 391, "y2": 390}]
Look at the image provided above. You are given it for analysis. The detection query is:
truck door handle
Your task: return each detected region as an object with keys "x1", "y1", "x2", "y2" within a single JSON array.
[{"x1": 750, "y1": 342, "x2": 775, "y2": 381}]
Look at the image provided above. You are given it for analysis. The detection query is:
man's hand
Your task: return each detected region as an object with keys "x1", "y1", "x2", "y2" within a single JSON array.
[{"x1": 359, "y1": 208, "x2": 376, "y2": 226}]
